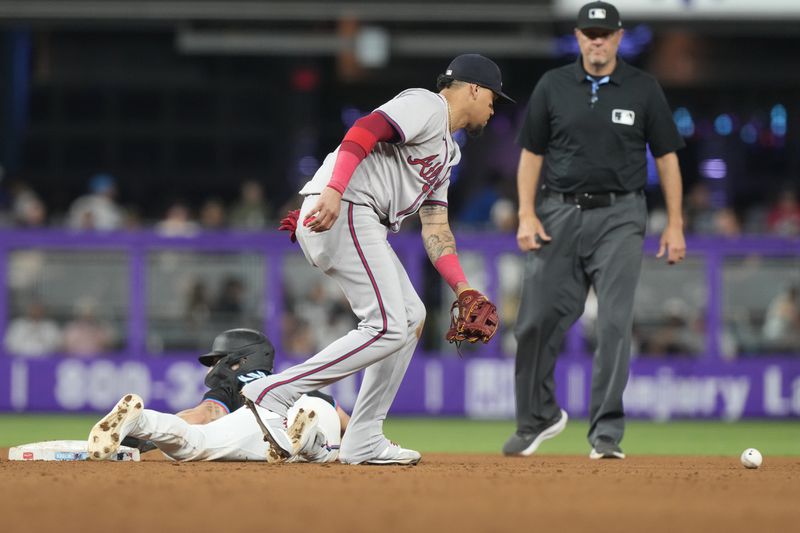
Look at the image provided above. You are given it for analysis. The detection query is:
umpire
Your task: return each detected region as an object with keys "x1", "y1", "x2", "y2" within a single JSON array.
[{"x1": 503, "y1": 1, "x2": 686, "y2": 459}]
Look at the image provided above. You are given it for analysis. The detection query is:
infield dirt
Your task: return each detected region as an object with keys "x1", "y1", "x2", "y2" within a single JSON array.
[{"x1": 1, "y1": 451, "x2": 798, "y2": 533}]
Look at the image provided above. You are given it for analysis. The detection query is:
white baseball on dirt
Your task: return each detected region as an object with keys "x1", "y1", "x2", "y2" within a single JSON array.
[{"x1": 740, "y1": 448, "x2": 762, "y2": 469}]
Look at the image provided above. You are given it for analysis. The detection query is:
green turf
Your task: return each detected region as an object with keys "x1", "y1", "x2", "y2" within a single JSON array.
[
  {"x1": 382, "y1": 418, "x2": 800, "y2": 456},
  {"x1": 1, "y1": 415, "x2": 798, "y2": 456},
  {"x1": 0, "y1": 415, "x2": 800, "y2": 455},
  {"x1": 0, "y1": 415, "x2": 101, "y2": 447}
]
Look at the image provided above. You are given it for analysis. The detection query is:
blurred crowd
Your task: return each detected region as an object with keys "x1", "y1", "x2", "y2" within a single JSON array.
[
  {"x1": 0, "y1": 173, "x2": 279, "y2": 234},
  {"x1": 4, "y1": 297, "x2": 116, "y2": 357},
  {"x1": 1, "y1": 170, "x2": 798, "y2": 360},
  {"x1": 649, "y1": 182, "x2": 800, "y2": 239},
  {"x1": 1, "y1": 170, "x2": 799, "y2": 238}
]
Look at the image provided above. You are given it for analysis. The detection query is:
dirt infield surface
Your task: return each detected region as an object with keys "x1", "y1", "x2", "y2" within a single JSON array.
[{"x1": 1, "y1": 451, "x2": 798, "y2": 533}]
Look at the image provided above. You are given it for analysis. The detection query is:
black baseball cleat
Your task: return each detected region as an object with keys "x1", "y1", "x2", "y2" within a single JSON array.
[
  {"x1": 243, "y1": 397, "x2": 293, "y2": 463},
  {"x1": 121, "y1": 436, "x2": 157, "y2": 454},
  {"x1": 589, "y1": 436, "x2": 626, "y2": 459},
  {"x1": 502, "y1": 409, "x2": 568, "y2": 456}
]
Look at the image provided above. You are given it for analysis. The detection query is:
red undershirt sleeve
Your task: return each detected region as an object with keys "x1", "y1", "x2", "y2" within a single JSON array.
[{"x1": 327, "y1": 112, "x2": 400, "y2": 194}]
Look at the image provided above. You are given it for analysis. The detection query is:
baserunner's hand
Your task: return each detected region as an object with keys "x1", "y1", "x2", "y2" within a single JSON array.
[
  {"x1": 304, "y1": 187, "x2": 342, "y2": 232},
  {"x1": 517, "y1": 214, "x2": 551, "y2": 251}
]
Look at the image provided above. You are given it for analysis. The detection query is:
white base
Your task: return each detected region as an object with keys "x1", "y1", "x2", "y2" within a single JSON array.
[{"x1": 8, "y1": 440, "x2": 140, "y2": 461}]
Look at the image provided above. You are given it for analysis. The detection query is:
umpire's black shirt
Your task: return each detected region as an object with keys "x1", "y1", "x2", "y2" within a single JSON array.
[{"x1": 517, "y1": 56, "x2": 685, "y2": 194}]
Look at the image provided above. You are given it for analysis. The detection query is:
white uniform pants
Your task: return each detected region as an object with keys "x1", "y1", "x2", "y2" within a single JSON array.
[
  {"x1": 128, "y1": 395, "x2": 340, "y2": 462},
  {"x1": 242, "y1": 200, "x2": 425, "y2": 464}
]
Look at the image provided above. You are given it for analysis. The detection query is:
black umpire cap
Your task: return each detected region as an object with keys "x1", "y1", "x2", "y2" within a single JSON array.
[
  {"x1": 442, "y1": 54, "x2": 515, "y2": 103},
  {"x1": 577, "y1": 1, "x2": 623, "y2": 31}
]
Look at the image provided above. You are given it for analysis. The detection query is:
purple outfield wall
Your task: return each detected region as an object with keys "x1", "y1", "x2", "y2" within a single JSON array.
[
  {"x1": 1, "y1": 355, "x2": 800, "y2": 419},
  {"x1": 0, "y1": 230, "x2": 798, "y2": 418}
]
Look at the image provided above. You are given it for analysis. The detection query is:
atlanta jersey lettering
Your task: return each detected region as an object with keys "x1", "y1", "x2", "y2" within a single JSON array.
[{"x1": 300, "y1": 88, "x2": 461, "y2": 232}]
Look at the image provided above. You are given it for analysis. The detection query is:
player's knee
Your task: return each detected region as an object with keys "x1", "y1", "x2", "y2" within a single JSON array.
[
  {"x1": 513, "y1": 314, "x2": 550, "y2": 341},
  {"x1": 407, "y1": 300, "x2": 426, "y2": 335},
  {"x1": 597, "y1": 311, "x2": 634, "y2": 340},
  {"x1": 414, "y1": 318, "x2": 425, "y2": 340},
  {"x1": 381, "y1": 325, "x2": 407, "y2": 351}
]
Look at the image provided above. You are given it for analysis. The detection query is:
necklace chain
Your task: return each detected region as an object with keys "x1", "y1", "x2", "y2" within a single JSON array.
[{"x1": 445, "y1": 98, "x2": 454, "y2": 132}]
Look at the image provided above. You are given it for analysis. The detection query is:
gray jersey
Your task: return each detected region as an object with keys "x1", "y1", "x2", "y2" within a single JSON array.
[{"x1": 300, "y1": 88, "x2": 461, "y2": 232}]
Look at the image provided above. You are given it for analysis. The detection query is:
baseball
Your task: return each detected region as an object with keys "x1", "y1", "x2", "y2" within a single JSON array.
[{"x1": 740, "y1": 448, "x2": 762, "y2": 469}]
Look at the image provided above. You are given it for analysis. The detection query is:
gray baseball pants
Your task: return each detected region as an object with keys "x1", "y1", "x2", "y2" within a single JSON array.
[
  {"x1": 513, "y1": 190, "x2": 647, "y2": 446},
  {"x1": 242, "y1": 199, "x2": 425, "y2": 464}
]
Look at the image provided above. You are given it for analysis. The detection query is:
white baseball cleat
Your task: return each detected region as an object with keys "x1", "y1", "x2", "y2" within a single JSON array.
[
  {"x1": 362, "y1": 442, "x2": 421, "y2": 466},
  {"x1": 288, "y1": 408, "x2": 319, "y2": 456},
  {"x1": 87, "y1": 393, "x2": 144, "y2": 461}
]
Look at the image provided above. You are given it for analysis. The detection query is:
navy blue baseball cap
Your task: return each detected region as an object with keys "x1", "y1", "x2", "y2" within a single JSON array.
[
  {"x1": 443, "y1": 54, "x2": 515, "y2": 103},
  {"x1": 577, "y1": 1, "x2": 623, "y2": 31}
]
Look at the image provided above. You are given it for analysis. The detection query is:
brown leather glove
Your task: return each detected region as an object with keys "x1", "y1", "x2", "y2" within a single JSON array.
[{"x1": 445, "y1": 288, "x2": 498, "y2": 346}]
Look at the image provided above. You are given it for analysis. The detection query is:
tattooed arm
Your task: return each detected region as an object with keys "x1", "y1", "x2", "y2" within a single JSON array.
[
  {"x1": 175, "y1": 400, "x2": 229, "y2": 425},
  {"x1": 419, "y1": 204, "x2": 456, "y2": 261},
  {"x1": 419, "y1": 204, "x2": 470, "y2": 294}
]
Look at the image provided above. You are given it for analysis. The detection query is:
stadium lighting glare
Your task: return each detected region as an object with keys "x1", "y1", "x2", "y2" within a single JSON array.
[
  {"x1": 700, "y1": 158, "x2": 727, "y2": 180},
  {"x1": 770, "y1": 104, "x2": 787, "y2": 137},
  {"x1": 714, "y1": 114, "x2": 733, "y2": 136}
]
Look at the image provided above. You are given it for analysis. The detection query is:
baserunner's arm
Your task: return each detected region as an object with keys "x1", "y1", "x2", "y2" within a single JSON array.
[{"x1": 176, "y1": 399, "x2": 229, "y2": 425}]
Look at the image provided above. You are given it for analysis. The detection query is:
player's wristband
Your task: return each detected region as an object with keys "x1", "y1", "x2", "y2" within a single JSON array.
[{"x1": 434, "y1": 254, "x2": 468, "y2": 291}]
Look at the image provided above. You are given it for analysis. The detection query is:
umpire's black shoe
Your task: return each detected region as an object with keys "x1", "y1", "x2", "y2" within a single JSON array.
[
  {"x1": 502, "y1": 409, "x2": 568, "y2": 456},
  {"x1": 589, "y1": 436, "x2": 626, "y2": 459}
]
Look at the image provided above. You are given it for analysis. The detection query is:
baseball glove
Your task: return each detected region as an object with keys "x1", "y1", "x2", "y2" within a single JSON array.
[
  {"x1": 278, "y1": 209, "x2": 300, "y2": 243},
  {"x1": 446, "y1": 288, "x2": 498, "y2": 348}
]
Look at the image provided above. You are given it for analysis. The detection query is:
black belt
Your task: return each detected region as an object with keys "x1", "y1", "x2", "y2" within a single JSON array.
[{"x1": 545, "y1": 190, "x2": 636, "y2": 210}]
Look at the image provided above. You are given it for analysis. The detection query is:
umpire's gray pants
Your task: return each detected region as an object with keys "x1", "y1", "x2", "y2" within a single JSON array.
[{"x1": 513, "y1": 191, "x2": 647, "y2": 446}]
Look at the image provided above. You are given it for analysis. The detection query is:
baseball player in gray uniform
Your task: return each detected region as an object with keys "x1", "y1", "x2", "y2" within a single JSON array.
[{"x1": 241, "y1": 54, "x2": 512, "y2": 465}]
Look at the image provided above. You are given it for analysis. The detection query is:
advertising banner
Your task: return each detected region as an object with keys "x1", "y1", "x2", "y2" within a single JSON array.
[{"x1": 2, "y1": 356, "x2": 799, "y2": 419}]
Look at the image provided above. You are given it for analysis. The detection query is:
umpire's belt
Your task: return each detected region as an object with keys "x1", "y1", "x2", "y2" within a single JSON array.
[{"x1": 546, "y1": 190, "x2": 634, "y2": 210}]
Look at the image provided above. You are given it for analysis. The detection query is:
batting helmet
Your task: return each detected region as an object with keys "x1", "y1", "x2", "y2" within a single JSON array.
[{"x1": 200, "y1": 328, "x2": 276, "y2": 390}]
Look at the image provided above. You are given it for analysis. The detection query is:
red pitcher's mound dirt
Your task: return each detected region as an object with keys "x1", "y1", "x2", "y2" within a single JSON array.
[{"x1": 1, "y1": 451, "x2": 798, "y2": 533}]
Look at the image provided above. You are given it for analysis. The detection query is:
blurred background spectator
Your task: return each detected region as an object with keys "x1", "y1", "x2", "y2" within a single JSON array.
[
  {"x1": 199, "y1": 198, "x2": 227, "y2": 230},
  {"x1": 767, "y1": 189, "x2": 800, "y2": 237},
  {"x1": 3, "y1": 299, "x2": 62, "y2": 357},
  {"x1": 155, "y1": 201, "x2": 200, "y2": 237},
  {"x1": 184, "y1": 278, "x2": 212, "y2": 331},
  {"x1": 10, "y1": 181, "x2": 48, "y2": 228},
  {"x1": 712, "y1": 207, "x2": 743, "y2": 238},
  {"x1": 684, "y1": 183, "x2": 715, "y2": 235},
  {"x1": 212, "y1": 275, "x2": 246, "y2": 324},
  {"x1": 62, "y1": 298, "x2": 115, "y2": 356},
  {"x1": 762, "y1": 285, "x2": 800, "y2": 352},
  {"x1": 230, "y1": 180, "x2": 272, "y2": 230},
  {"x1": 66, "y1": 173, "x2": 124, "y2": 231}
]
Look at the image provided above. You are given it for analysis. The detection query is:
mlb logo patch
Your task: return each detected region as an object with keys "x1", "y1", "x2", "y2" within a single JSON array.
[
  {"x1": 588, "y1": 8, "x2": 606, "y2": 19},
  {"x1": 612, "y1": 109, "x2": 635, "y2": 126}
]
